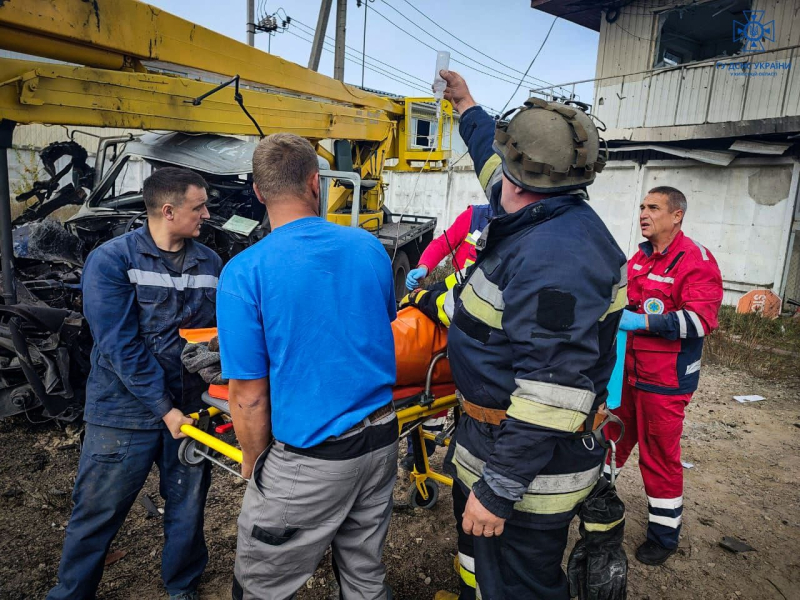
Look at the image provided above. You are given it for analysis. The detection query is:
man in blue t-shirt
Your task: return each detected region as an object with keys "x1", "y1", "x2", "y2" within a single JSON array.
[{"x1": 217, "y1": 133, "x2": 398, "y2": 600}]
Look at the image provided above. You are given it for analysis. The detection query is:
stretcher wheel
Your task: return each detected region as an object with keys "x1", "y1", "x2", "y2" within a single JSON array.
[
  {"x1": 178, "y1": 438, "x2": 205, "y2": 467},
  {"x1": 408, "y1": 480, "x2": 439, "y2": 509}
]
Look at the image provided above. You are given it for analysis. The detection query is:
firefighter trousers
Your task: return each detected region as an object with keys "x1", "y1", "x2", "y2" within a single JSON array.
[
  {"x1": 606, "y1": 382, "x2": 691, "y2": 549},
  {"x1": 451, "y1": 483, "x2": 570, "y2": 600}
]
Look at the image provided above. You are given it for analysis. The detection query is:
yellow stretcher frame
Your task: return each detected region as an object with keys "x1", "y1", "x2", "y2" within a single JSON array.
[{"x1": 180, "y1": 392, "x2": 460, "y2": 508}]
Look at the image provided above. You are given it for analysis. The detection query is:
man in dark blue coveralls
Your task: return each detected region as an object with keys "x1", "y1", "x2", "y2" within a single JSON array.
[
  {"x1": 47, "y1": 167, "x2": 222, "y2": 600},
  {"x1": 403, "y1": 72, "x2": 627, "y2": 600}
]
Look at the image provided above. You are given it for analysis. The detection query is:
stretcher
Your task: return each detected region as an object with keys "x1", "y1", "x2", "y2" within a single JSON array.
[{"x1": 178, "y1": 319, "x2": 459, "y2": 509}]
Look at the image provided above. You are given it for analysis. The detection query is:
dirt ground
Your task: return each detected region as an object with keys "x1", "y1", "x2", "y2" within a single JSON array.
[{"x1": 1, "y1": 365, "x2": 798, "y2": 600}]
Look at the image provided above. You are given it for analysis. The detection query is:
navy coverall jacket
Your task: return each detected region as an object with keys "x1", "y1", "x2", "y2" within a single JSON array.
[{"x1": 81, "y1": 225, "x2": 221, "y2": 429}]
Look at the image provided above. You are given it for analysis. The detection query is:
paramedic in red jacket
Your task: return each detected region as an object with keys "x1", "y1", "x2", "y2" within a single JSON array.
[
  {"x1": 609, "y1": 186, "x2": 723, "y2": 566},
  {"x1": 405, "y1": 204, "x2": 492, "y2": 290}
]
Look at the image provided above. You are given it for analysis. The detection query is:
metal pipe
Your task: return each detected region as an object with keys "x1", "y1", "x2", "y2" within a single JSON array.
[
  {"x1": 318, "y1": 170, "x2": 362, "y2": 228},
  {"x1": 397, "y1": 395, "x2": 458, "y2": 422},
  {"x1": 192, "y1": 447, "x2": 246, "y2": 477},
  {"x1": 0, "y1": 120, "x2": 16, "y2": 305},
  {"x1": 180, "y1": 423, "x2": 244, "y2": 463},
  {"x1": 425, "y1": 351, "x2": 448, "y2": 396}
]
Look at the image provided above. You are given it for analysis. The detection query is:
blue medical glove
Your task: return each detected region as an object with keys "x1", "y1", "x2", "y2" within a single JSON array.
[
  {"x1": 406, "y1": 266, "x2": 429, "y2": 290},
  {"x1": 619, "y1": 309, "x2": 648, "y2": 331}
]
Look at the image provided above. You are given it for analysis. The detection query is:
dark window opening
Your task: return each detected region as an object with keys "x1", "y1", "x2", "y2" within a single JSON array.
[
  {"x1": 654, "y1": 0, "x2": 752, "y2": 68},
  {"x1": 414, "y1": 118, "x2": 432, "y2": 149}
]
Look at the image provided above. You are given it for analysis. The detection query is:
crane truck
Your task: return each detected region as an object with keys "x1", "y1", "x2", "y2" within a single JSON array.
[{"x1": 0, "y1": 0, "x2": 453, "y2": 421}]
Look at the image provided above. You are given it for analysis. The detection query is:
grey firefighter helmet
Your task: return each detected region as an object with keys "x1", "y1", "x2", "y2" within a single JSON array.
[{"x1": 492, "y1": 97, "x2": 607, "y2": 194}]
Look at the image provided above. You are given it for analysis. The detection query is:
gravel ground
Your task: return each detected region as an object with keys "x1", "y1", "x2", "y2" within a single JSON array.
[{"x1": 1, "y1": 365, "x2": 798, "y2": 600}]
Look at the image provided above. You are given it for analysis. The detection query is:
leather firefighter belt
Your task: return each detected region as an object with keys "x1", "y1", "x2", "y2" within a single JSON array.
[{"x1": 461, "y1": 397, "x2": 621, "y2": 445}]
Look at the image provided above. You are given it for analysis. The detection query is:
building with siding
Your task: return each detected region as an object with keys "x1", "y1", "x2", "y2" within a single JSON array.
[{"x1": 532, "y1": 0, "x2": 800, "y2": 307}]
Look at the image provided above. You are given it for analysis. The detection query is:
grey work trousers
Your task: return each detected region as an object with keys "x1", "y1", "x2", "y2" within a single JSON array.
[{"x1": 233, "y1": 438, "x2": 399, "y2": 600}]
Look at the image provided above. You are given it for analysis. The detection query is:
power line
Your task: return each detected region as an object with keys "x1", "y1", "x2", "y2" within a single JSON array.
[
  {"x1": 375, "y1": 0, "x2": 567, "y2": 93},
  {"x1": 500, "y1": 15, "x2": 559, "y2": 113},
  {"x1": 291, "y1": 13, "x2": 502, "y2": 115},
  {"x1": 396, "y1": 0, "x2": 560, "y2": 90},
  {"x1": 367, "y1": 4, "x2": 539, "y2": 90},
  {"x1": 287, "y1": 28, "x2": 430, "y2": 94},
  {"x1": 291, "y1": 17, "x2": 432, "y2": 88},
  {"x1": 288, "y1": 24, "x2": 431, "y2": 93},
  {"x1": 286, "y1": 28, "x2": 432, "y2": 95}
]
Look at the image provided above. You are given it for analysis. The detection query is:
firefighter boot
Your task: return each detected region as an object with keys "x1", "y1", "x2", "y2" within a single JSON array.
[{"x1": 434, "y1": 593, "x2": 458, "y2": 600}]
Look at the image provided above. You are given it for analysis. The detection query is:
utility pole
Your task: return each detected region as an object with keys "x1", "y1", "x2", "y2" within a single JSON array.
[
  {"x1": 333, "y1": 0, "x2": 347, "y2": 82},
  {"x1": 359, "y1": 0, "x2": 370, "y2": 87},
  {"x1": 246, "y1": 0, "x2": 255, "y2": 46},
  {"x1": 309, "y1": 0, "x2": 333, "y2": 72}
]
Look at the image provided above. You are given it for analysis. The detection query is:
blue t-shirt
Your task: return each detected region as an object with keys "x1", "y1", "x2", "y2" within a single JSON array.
[{"x1": 217, "y1": 217, "x2": 397, "y2": 448}]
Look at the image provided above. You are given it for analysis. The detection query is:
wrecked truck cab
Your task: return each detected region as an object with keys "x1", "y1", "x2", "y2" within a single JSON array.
[
  {"x1": 1, "y1": 133, "x2": 268, "y2": 423},
  {"x1": 1, "y1": 132, "x2": 335, "y2": 423},
  {"x1": 66, "y1": 132, "x2": 268, "y2": 262}
]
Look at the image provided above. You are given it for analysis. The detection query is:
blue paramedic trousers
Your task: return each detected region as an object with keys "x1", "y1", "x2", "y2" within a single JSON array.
[{"x1": 46, "y1": 423, "x2": 212, "y2": 600}]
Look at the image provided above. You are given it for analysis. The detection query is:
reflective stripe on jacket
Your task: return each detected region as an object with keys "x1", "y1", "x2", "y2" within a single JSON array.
[
  {"x1": 82, "y1": 225, "x2": 222, "y2": 429},
  {"x1": 625, "y1": 230, "x2": 723, "y2": 394}
]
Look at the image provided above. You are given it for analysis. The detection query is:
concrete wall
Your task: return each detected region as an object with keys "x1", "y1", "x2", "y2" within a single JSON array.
[
  {"x1": 12, "y1": 121, "x2": 798, "y2": 307},
  {"x1": 383, "y1": 167, "x2": 486, "y2": 246},
  {"x1": 576, "y1": 157, "x2": 799, "y2": 304},
  {"x1": 385, "y1": 158, "x2": 800, "y2": 305}
]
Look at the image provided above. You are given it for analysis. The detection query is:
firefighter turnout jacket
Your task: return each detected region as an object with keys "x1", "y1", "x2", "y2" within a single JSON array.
[
  {"x1": 625, "y1": 231, "x2": 723, "y2": 394},
  {"x1": 415, "y1": 106, "x2": 628, "y2": 527}
]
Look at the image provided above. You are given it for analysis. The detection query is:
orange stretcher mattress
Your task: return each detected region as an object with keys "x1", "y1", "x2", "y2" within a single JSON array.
[
  {"x1": 181, "y1": 307, "x2": 452, "y2": 388},
  {"x1": 392, "y1": 306, "x2": 451, "y2": 386},
  {"x1": 207, "y1": 382, "x2": 455, "y2": 408}
]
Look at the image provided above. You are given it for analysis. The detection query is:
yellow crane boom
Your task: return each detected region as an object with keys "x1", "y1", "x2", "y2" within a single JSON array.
[
  {"x1": 0, "y1": 0, "x2": 403, "y2": 115},
  {"x1": 0, "y1": 0, "x2": 453, "y2": 297}
]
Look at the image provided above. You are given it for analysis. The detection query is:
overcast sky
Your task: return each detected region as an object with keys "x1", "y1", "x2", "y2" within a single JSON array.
[{"x1": 146, "y1": 0, "x2": 599, "y2": 113}]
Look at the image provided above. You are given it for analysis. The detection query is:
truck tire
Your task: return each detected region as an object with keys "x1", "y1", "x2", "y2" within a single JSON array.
[{"x1": 392, "y1": 250, "x2": 410, "y2": 300}]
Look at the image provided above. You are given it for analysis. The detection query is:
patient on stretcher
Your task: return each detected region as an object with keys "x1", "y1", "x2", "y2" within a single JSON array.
[{"x1": 180, "y1": 306, "x2": 455, "y2": 405}]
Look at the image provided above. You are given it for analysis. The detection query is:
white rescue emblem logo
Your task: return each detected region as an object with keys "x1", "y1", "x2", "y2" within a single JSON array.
[{"x1": 644, "y1": 297, "x2": 665, "y2": 314}]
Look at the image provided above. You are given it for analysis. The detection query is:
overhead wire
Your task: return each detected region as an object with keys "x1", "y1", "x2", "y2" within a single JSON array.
[
  {"x1": 286, "y1": 28, "x2": 433, "y2": 95},
  {"x1": 291, "y1": 15, "x2": 504, "y2": 114},
  {"x1": 286, "y1": 29, "x2": 430, "y2": 94},
  {"x1": 378, "y1": 0, "x2": 555, "y2": 91},
  {"x1": 367, "y1": 4, "x2": 555, "y2": 91},
  {"x1": 500, "y1": 15, "x2": 560, "y2": 113},
  {"x1": 290, "y1": 17, "x2": 432, "y2": 89},
  {"x1": 394, "y1": 0, "x2": 564, "y2": 91},
  {"x1": 292, "y1": 13, "x2": 505, "y2": 114}
]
